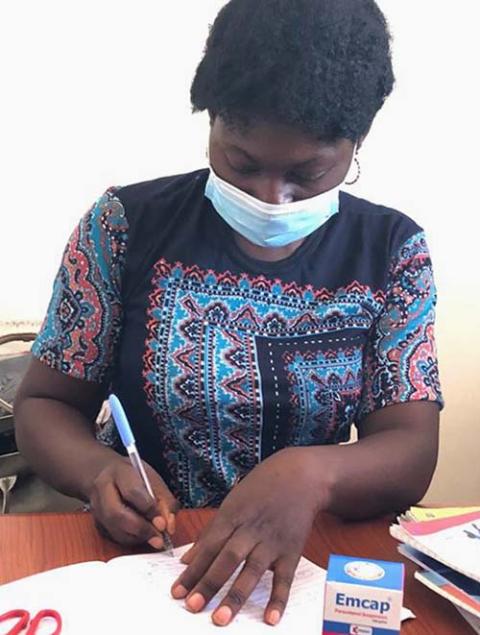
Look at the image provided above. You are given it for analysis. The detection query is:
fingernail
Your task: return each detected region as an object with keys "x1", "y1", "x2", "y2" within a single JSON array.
[
  {"x1": 187, "y1": 592, "x2": 206, "y2": 612},
  {"x1": 153, "y1": 516, "x2": 166, "y2": 532},
  {"x1": 148, "y1": 536, "x2": 164, "y2": 550},
  {"x1": 213, "y1": 606, "x2": 233, "y2": 626},
  {"x1": 267, "y1": 609, "x2": 281, "y2": 626},
  {"x1": 172, "y1": 584, "x2": 188, "y2": 599}
]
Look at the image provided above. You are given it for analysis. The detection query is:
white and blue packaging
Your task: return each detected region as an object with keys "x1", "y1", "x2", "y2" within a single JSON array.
[{"x1": 322, "y1": 554, "x2": 404, "y2": 635}]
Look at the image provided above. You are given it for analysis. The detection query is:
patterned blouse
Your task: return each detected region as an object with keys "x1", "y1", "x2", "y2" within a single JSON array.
[{"x1": 33, "y1": 169, "x2": 443, "y2": 507}]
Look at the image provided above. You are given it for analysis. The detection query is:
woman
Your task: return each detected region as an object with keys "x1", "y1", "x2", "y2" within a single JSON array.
[{"x1": 15, "y1": 0, "x2": 442, "y2": 627}]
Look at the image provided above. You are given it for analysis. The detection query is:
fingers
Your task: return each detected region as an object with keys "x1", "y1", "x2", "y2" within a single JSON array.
[
  {"x1": 117, "y1": 463, "x2": 177, "y2": 521},
  {"x1": 180, "y1": 542, "x2": 198, "y2": 565},
  {"x1": 264, "y1": 557, "x2": 298, "y2": 626},
  {"x1": 173, "y1": 537, "x2": 299, "y2": 628},
  {"x1": 91, "y1": 480, "x2": 157, "y2": 546},
  {"x1": 146, "y1": 463, "x2": 180, "y2": 534},
  {"x1": 171, "y1": 520, "x2": 236, "y2": 600},
  {"x1": 180, "y1": 516, "x2": 217, "y2": 564},
  {"x1": 117, "y1": 472, "x2": 160, "y2": 520},
  {"x1": 158, "y1": 497, "x2": 176, "y2": 535},
  {"x1": 185, "y1": 539, "x2": 254, "y2": 617},
  {"x1": 94, "y1": 514, "x2": 165, "y2": 549},
  {"x1": 172, "y1": 527, "x2": 277, "y2": 628},
  {"x1": 212, "y1": 546, "x2": 271, "y2": 627},
  {"x1": 90, "y1": 458, "x2": 180, "y2": 549}
]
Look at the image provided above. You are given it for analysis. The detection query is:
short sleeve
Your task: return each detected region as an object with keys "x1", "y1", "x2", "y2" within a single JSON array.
[
  {"x1": 32, "y1": 188, "x2": 128, "y2": 383},
  {"x1": 358, "y1": 231, "x2": 443, "y2": 421}
]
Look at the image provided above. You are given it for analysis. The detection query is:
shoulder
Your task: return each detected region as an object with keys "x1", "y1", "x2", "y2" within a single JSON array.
[
  {"x1": 75, "y1": 187, "x2": 129, "y2": 272},
  {"x1": 115, "y1": 169, "x2": 209, "y2": 220},
  {"x1": 84, "y1": 186, "x2": 128, "y2": 234},
  {"x1": 339, "y1": 191, "x2": 423, "y2": 256}
]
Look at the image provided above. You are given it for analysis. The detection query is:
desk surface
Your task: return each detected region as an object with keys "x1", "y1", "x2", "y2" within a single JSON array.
[{"x1": 0, "y1": 510, "x2": 471, "y2": 633}]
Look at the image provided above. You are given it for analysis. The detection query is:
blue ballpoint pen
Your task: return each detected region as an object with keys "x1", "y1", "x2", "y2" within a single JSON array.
[{"x1": 108, "y1": 394, "x2": 174, "y2": 557}]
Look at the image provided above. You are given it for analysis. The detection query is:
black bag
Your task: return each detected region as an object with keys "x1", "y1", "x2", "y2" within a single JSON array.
[
  {"x1": 0, "y1": 332, "x2": 82, "y2": 513},
  {"x1": 0, "y1": 332, "x2": 35, "y2": 456}
]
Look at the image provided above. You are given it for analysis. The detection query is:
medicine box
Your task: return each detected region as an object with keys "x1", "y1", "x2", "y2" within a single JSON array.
[{"x1": 322, "y1": 554, "x2": 404, "y2": 635}]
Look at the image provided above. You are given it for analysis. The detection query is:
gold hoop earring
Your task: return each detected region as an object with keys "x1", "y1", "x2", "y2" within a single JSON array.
[{"x1": 345, "y1": 155, "x2": 361, "y2": 186}]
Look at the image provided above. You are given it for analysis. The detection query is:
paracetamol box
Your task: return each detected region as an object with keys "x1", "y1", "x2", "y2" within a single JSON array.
[{"x1": 322, "y1": 554, "x2": 404, "y2": 635}]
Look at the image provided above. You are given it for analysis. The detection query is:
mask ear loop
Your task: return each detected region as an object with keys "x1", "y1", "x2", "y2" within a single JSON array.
[{"x1": 345, "y1": 144, "x2": 361, "y2": 186}]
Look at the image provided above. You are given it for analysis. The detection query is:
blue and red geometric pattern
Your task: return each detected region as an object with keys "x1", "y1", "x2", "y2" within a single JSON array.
[
  {"x1": 32, "y1": 184, "x2": 443, "y2": 508},
  {"x1": 32, "y1": 188, "x2": 128, "y2": 383}
]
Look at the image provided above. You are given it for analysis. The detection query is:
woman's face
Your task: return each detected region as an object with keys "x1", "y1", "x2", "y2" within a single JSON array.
[{"x1": 209, "y1": 116, "x2": 357, "y2": 205}]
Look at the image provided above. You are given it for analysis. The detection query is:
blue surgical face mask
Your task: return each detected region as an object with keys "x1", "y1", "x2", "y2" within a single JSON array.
[{"x1": 205, "y1": 168, "x2": 341, "y2": 248}]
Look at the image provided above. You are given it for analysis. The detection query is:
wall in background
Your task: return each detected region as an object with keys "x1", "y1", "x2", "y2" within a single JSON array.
[{"x1": 1, "y1": 1, "x2": 479, "y2": 503}]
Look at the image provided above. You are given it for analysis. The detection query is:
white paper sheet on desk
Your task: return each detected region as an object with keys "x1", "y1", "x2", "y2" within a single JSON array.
[
  {"x1": 0, "y1": 562, "x2": 112, "y2": 634},
  {"x1": 110, "y1": 545, "x2": 415, "y2": 631},
  {"x1": 0, "y1": 544, "x2": 414, "y2": 634},
  {"x1": 0, "y1": 544, "x2": 324, "y2": 634},
  {"x1": 106, "y1": 543, "x2": 325, "y2": 633}
]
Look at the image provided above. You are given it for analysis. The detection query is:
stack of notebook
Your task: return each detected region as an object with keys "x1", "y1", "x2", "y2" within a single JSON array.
[{"x1": 390, "y1": 506, "x2": 480, "y2": 633}]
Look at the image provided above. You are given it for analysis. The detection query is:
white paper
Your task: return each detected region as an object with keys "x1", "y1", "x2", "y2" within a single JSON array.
[
  {"x1": 0, "y1": 544, "x2": 414, "y2": 634},
  {"x1": 107, "y1": 544, "x2": 326, "y2": 633},
  {"x1": 391, "y1": 520, "x2": 480, "y2": 583},
  {"x1": 457, "y1": 606, "x2": 480, "y2": 634},
  {"x1": 401, "y1": 607, "x2": 416, "y2": 621},
  {"x1": 0, "y1": 562, "x2": 111, "y2": 634}
]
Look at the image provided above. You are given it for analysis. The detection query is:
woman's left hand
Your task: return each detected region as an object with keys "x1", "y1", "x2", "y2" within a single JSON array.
[{"x1": 170, "y1": 447, "x2": 325, "y2": 627}]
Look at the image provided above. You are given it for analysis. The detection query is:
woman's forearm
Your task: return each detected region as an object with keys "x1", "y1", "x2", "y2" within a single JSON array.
[
  {"x1": 14, "y1": 396, "x2": 122, "y2": 501},
  {"x1": 287, "y1": 419, "x2": 438, "y2": 520}
]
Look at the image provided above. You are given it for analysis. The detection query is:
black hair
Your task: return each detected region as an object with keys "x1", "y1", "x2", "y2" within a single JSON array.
[{"x1": 191, "y1": 0, "x2": 394, "y2": 142}]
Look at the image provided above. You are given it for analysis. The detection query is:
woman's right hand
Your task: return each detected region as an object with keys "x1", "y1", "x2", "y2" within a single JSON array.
[{"x1": 88, "y1": 456, "x2": 180, "y2": 549}]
